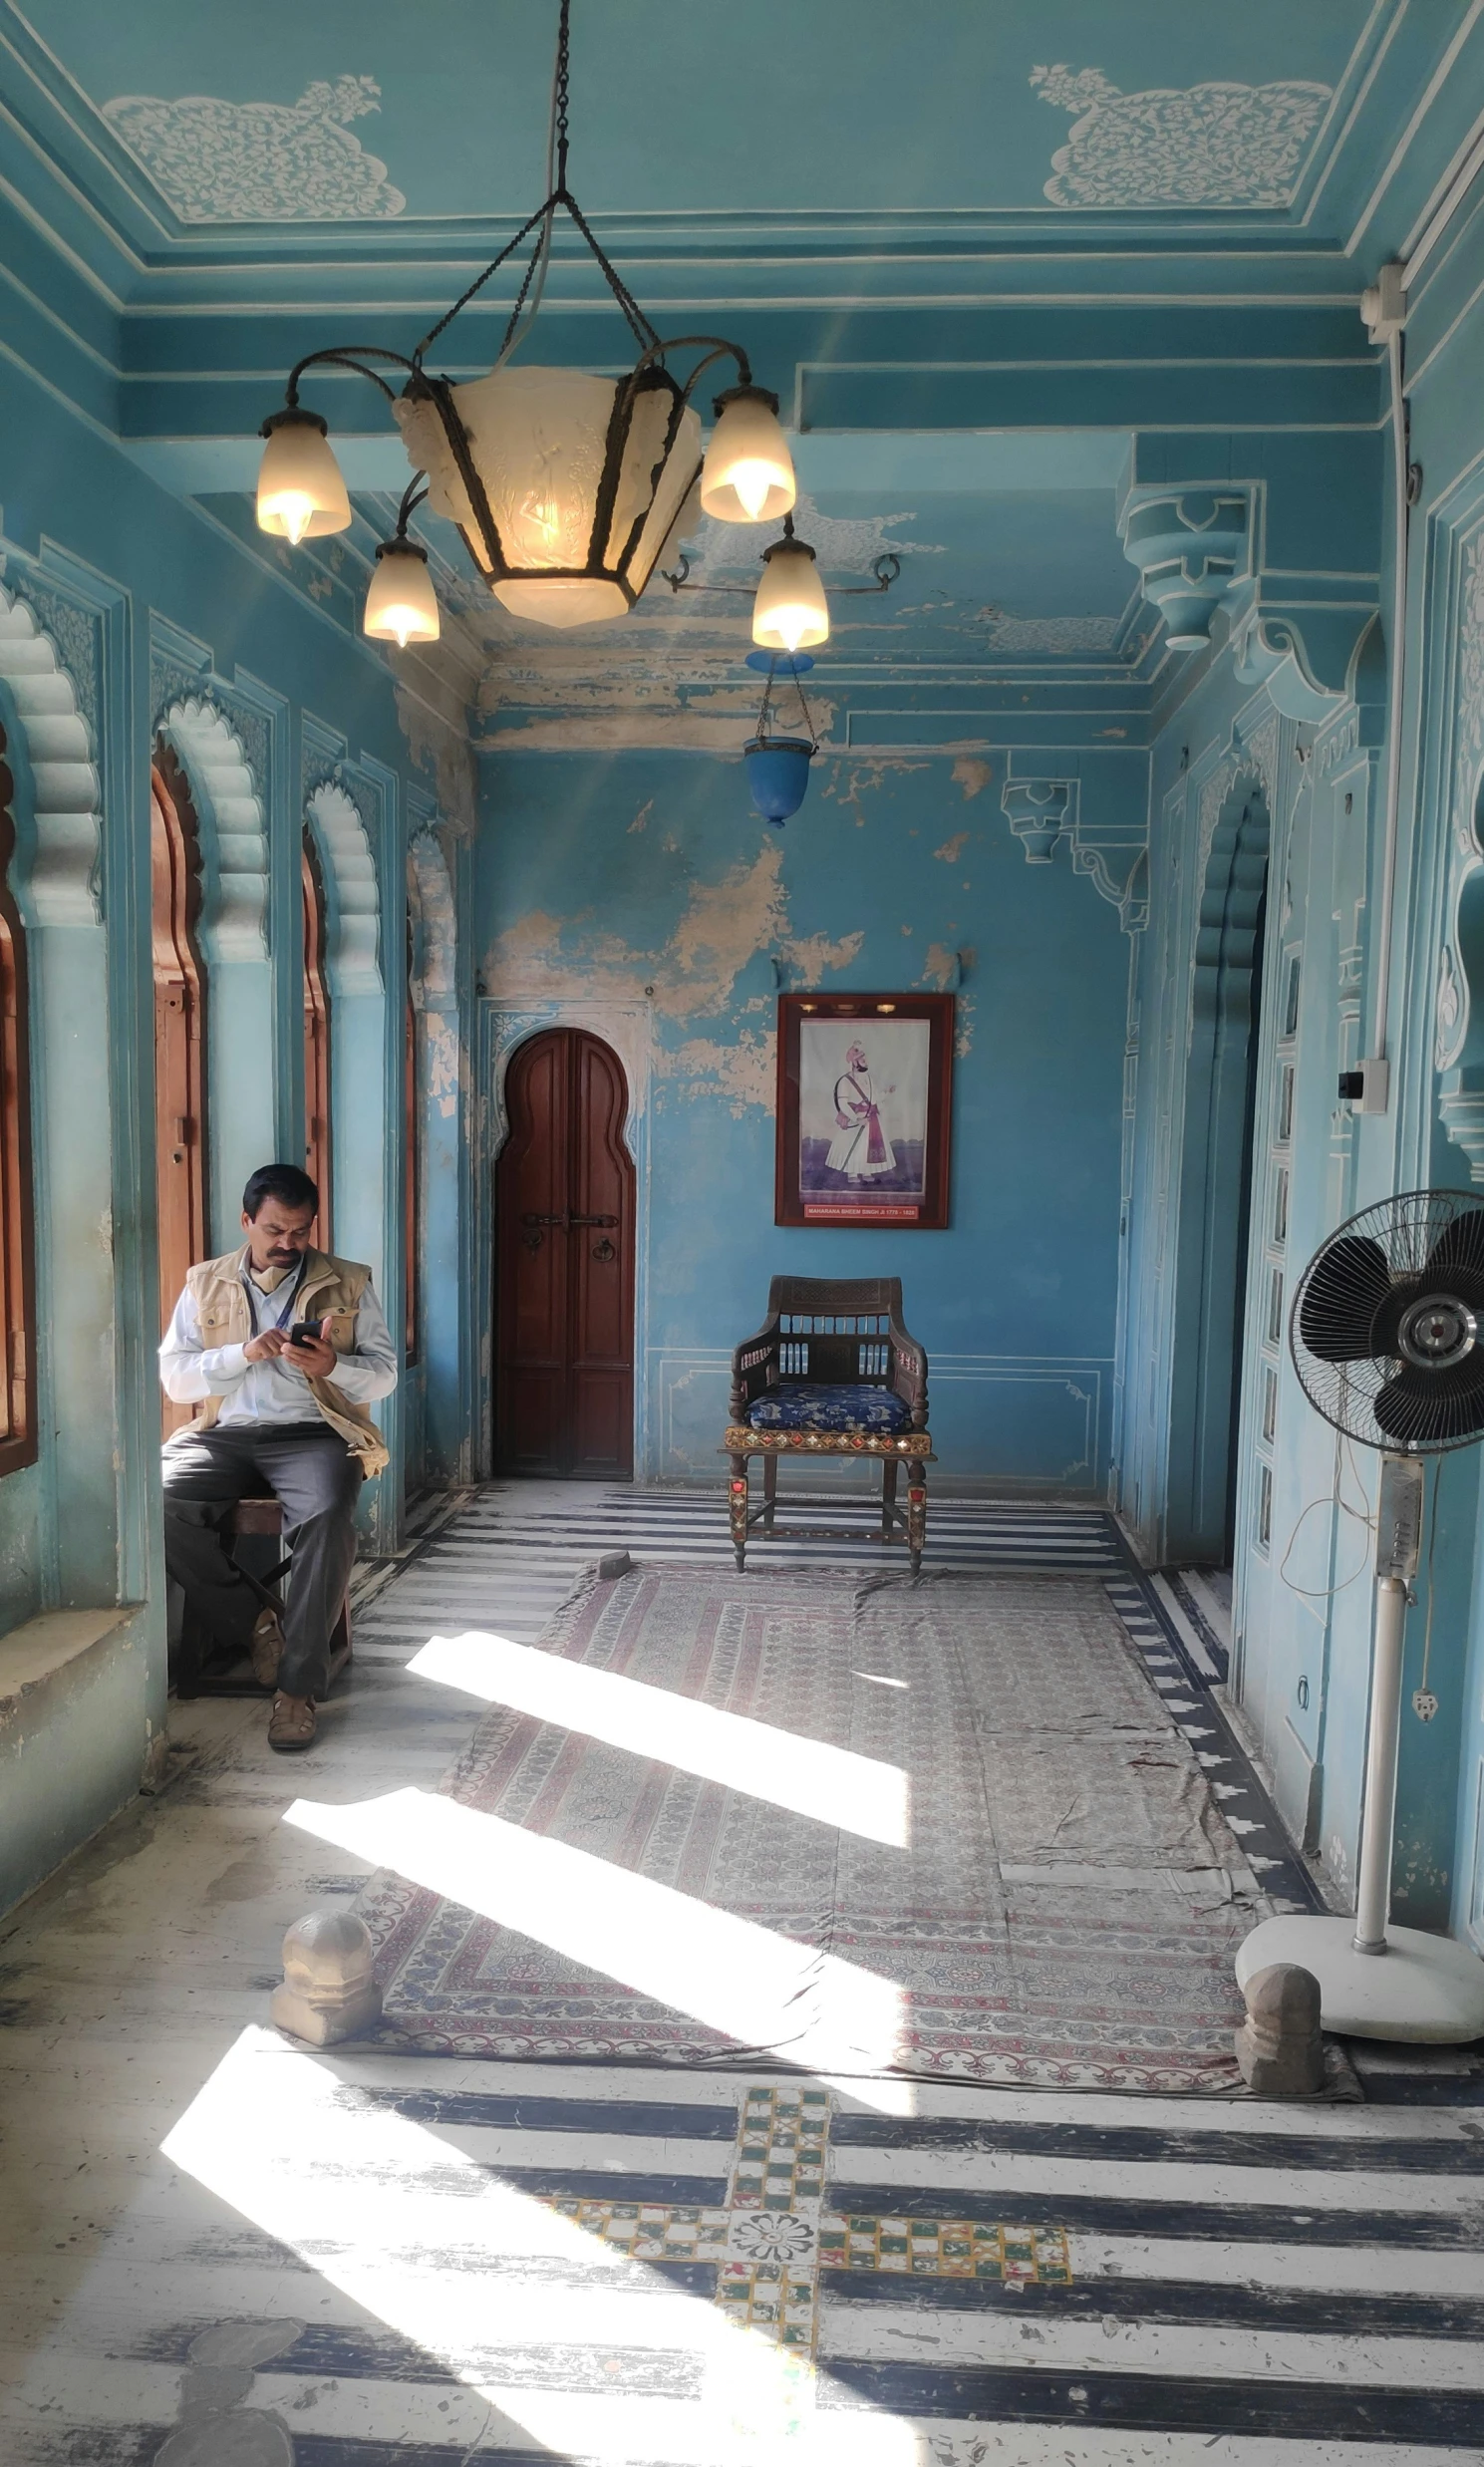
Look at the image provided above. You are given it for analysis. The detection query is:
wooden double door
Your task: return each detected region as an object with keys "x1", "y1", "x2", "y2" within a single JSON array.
[{"x1": 495, "y1": 1030, "x2": 635, "y2": 1478}]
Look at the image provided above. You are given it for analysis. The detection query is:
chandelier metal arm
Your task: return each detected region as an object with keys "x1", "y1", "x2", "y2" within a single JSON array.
[
  {"x1": 392, "y1": 474, "x2": 431, "y2": 542},
  {"x1": 660, "y1": 552, "x2": 902, "y2": 596},
  {"x1": 283, "y1": 346, "x2": 416, "y2": 408},
  {"x1": 626, "y1": 334, "x2": 754, "y2": 404}
]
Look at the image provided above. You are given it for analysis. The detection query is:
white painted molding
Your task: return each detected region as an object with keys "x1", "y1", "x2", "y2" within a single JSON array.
[
  {"x1": 486, "y1": 1000, "x2": 651, "y2": 1165},
  {"x1": 408, "y1": 829, "x2": 456, "y2": 1008},
  {"x1": 161, "y1": 697, "x2": 269, "y2": 964},
  {"x1": 0, "y1": 584, "x2": 102, "y2": 926},
  {"x1": 305, "y1": 778, "x2": 382, "y2": 997}
]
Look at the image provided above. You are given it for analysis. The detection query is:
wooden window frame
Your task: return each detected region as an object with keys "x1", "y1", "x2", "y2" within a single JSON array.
[
  {"x1": 302, "y1": 827, "x2": 332, "y2": 1247},
  {"x1": 150, "y1": 750, "x2": 209, "y2": 1402},
  {"x1": 0, "y1": 742, "x2": 37, "y2": 1474}
]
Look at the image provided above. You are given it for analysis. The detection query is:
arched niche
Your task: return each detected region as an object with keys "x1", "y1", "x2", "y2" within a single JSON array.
[
  {"x1": 0, "y1": 584, "x2": 119, "y2": 1611},
  {"x1": 1436, "y1": 766, "x2": 1484, "y2": 1180},
  {"x1": 0, "y1": 585, "x2": 102, "y2": 927},
  {"x1": 305, "y1": 779, "x2": 382, "y2": 1000},
  {"x1": 1166, "y1": 769, "x2": 1273, "y2": 1561},
  {"x1": 156, "y1": 702, "x2": 274, "y2": 1244}
]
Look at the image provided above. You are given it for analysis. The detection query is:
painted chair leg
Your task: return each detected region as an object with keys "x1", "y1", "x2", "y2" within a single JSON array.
[
  {"x1": 762, "y1": 1448, "x2": 778, "y2": 1534},
  {"x1": 881, "y1": 1455, "x2": 899, "y2": 1543},
  {"x1": 907, "y1": 1469, "x2": 928, "y2": 1574},
  {"x1": 729, "y1": 1456, "x2": 749, "y2": 1571}
]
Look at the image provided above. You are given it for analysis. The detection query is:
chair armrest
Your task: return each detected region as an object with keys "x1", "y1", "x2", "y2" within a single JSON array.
[
  {"x1": 888, "y1": 1316, "x2": 929, "y2": 1428},
  {"x1": 731, "y1": 1314, "x2": 780, "y2": 1417}
]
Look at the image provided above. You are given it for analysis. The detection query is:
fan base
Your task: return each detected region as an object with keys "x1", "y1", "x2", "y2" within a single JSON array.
[{"x1": 1236, "y1": 1914, "x2": 1484, "y2": 2041}]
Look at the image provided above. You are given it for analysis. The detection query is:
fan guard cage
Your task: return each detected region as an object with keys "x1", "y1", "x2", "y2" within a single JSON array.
[{"x1": 1290, "y1": 1187, "x2": 1484, "y2": 1453}]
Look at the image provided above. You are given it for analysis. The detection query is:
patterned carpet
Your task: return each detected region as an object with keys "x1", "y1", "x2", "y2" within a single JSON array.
[{"x1": 354, "y1": 1555, "x2": 1270, "y2": 2091}]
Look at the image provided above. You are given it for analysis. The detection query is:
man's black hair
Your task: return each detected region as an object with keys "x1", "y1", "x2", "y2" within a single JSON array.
[{"x1": 242, "y1": 1162, "x2": 319, "y2": 1221}]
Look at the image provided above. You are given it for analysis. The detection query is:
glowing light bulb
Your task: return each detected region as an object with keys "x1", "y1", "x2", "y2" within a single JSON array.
[
  {"x1": 751, "y1": 533, "x2": 829, "y2": 653},
  {"x1": 279, "y1": 495, "x2": 314, "y2": 548},
  {"x1": 363, "y1": 540, "x2": 441, "y2": 649},
  {"x1": 730, "y1": 461, "x2": 775, "y2": 521}
]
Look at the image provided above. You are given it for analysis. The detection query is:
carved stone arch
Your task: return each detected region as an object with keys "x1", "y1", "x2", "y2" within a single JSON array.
[
  {"x1": 1162, "y1": 763, "x2": 1275, "y2": 1562},
  {"x1": 1192, "y1": 769, "x2": 1273, "y2": 1032},
  {"x1": 408, "y1": 829, "x2": 456, "y2": 1010},
  {"x1": 305, "y1": 779, "x2": 382, "y2": 998},
  {"x1": 0, "y1": 583, "x2": 102, "y2": 925},
  {"x1": 157, "y1": 699, "x2": 269, "y2": 965}
]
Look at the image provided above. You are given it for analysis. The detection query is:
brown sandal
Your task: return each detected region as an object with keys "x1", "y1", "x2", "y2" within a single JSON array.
[
  {"x1": 268, "y1": 1693, "x2": 317, "y2": 1751},
  {"x1": 250, "y1": 1606, "x2": 286, "y2": 1690}
]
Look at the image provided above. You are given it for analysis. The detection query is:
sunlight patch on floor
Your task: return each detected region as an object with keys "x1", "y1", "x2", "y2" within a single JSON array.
[
  {"x1": 161, "y1": 2028, "x2": 918, "y2": 2466},
  {"x1": 408, "y1": 1629, "x2": 911, "y2": 1847},
  {"x1": 284, "y1": 1787, "x2": 917, "y2": 2113}
]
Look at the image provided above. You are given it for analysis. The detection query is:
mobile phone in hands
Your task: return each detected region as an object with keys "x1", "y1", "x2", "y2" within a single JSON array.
[{"x1": 288, "y1": 1320, "x2": 325, "y2": 1348}]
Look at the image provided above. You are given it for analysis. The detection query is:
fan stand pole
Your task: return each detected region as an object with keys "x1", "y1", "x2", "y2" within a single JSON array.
[{"x1": 1235, "y1": 1454, "x2": 1484, "y2": 2042}]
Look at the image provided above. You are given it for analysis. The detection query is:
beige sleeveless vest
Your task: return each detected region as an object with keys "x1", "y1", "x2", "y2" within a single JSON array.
[{"x1": 184, "y1": 1246, "x2": 390, "y2": 1478}]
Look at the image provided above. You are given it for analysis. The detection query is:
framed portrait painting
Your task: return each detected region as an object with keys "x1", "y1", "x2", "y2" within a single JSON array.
[{"x1": 775, "y1": 992, "x2": 954, "y2": 1227}]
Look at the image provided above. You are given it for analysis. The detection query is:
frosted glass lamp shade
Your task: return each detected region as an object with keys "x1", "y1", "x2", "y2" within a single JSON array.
[
  {"x1": 256, "y1": 410, "x2": 351, "y2": 544},
  {"x1": 701, "y1": 387, "x2": 795, "y2": 524},
  {"x1": 395, "y1": 364, "x2": 703, "y2": 628},
  {"x1": 751, "y1": 535, "x2": 829, "y2": 652},
  {"x1": 363, "y1": 540, "x2": 441, "y2": 649}
]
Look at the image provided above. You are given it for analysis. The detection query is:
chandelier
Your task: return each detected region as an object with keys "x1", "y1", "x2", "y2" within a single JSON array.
[{"x1": 255, "y1": 0, "x2": 795, "y2": 639}]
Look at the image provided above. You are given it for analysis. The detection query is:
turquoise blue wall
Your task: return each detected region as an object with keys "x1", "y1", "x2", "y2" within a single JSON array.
[
  {"x1": 0, "y1": 348, "x2": 463, "y2": 1914},
  {"x1": 475, "y1": 747, "x2": 1134, "y2": 1488}
]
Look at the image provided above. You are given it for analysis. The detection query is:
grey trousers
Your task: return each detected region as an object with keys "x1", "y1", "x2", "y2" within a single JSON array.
[{"x1": 161, "y1": 1420, "x2": 362, "y2": 1700}]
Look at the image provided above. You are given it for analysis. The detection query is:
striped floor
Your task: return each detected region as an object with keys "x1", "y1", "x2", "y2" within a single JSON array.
[
  {"x1": 10, "y1": 2036, "x2": 1483, "y2": 2461},
  {"x1": 354, "y1": 1482, "x2": 1126, "y2": 1656}
]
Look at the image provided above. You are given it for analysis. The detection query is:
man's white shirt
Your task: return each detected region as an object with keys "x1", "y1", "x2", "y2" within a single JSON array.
[{"x1": 158, "y1": 1265, "x2": 398, "y2": 1427}]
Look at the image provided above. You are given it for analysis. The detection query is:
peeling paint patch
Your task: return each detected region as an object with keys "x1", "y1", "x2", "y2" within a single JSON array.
[
  {"x1": 921, "y1": 941, "x2": 960, "y2": 990},
  {"x1": 483, "y1": 845, "x2": 861, "y2": 1026},
  {"x1": 628, "y1": 799, "x2": 654, "y2": 834},
  {"x1": 935, "y1": 831, "x2": 971, "y2": 865},
  {"x1": 952, "y1": 759, "x2": 993, "y2": 800},
  {"x1": 659, "y1": 1030, "x2": 773, "y2": 1115}
]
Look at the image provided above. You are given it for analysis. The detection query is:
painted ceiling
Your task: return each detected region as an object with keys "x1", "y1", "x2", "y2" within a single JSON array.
[
  {"x1": 4, "y1": 0, "x2": 1468, "y2": 240},
  {"x1": 1, "y1": 0, "x2": 1468, "y2": 738}
]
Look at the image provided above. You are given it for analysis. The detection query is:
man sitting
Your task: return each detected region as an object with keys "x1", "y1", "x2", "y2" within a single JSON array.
[{"x1": 158, "y1": 1162, "x2": 398, "y2": 1752}]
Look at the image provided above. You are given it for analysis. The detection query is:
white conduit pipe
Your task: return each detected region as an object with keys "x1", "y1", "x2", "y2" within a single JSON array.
[{"x1": 1366, "y1": 322, "x2": 1408, "y2": 1081}]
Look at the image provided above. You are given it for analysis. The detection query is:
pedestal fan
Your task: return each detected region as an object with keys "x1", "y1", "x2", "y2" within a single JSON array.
[{"x1": 1234, "y1": 1188, "x2": 1484, "y2": 2038}]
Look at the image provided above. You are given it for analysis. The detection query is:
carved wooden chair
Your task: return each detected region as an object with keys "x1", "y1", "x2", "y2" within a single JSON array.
[
  {"x1": 724, "y1": 1275, "x2": 933, "y2": 1571},
  {"x1": 171, "y1": 1497, "x2": 353, "y2": 1700}
]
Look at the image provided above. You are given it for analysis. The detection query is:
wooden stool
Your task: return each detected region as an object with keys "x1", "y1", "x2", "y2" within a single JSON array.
[
  {"x1": 172, "y1": 1495, "x2": 353, "y2": 1700},
  {"x1": 723, "y1": 1425, "x2": 934, "y2": 1572}
]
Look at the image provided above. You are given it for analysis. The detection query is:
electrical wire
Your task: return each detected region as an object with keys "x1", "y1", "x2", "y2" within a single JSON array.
[{"x1": 1277, "y1": 1426, "x2": 1376, "y2": 1600}]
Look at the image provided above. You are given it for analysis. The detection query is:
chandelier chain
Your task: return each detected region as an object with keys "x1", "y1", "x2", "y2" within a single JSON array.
[{"x1": 555, "y1": 0, "x2": 571, "y2": 191}]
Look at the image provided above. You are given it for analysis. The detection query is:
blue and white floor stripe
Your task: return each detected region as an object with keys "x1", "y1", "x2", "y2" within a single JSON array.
[{"x1": 10, "y1": 2040, "x2": 1484, "y2": 2461}]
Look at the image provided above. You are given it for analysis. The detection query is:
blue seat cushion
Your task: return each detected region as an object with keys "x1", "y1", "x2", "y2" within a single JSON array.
[{"x1": 747, "y1": 1382, "x2": 911, "y2": 1434}]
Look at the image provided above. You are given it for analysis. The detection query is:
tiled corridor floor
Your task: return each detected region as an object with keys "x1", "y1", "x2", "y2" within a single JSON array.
[{"x1": 1, "y1": 1486, "x2": 1481, "y2": 2462}]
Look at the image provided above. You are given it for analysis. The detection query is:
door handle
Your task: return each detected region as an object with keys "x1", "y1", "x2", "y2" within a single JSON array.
[
  {"x1": 592, "y1": 1237, "x2": 616, "y2": 1262},
  {"x1": 570, "y1": 1213, "x2": 619, "y2": 1227},
  {"x1": 521, "y1": 1212, "x2": 567, "y2": 1227}
]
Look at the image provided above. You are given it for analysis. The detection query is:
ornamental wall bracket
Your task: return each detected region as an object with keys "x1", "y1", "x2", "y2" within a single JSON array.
[
  {"x1": 1000, "y1": 773, "x2": 1148, "y2": 931},
  {"x1": 1117, "y1": 488, "x2": 1251, "y2": 651},
  {"x1": 1228, "y1": 590, "x2": 1384, "y2": 732}
]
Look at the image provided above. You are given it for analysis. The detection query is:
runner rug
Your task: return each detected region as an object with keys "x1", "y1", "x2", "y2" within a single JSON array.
[{"x1": 356, "y1": 1562, "x2": 1261, "y2": 2090}]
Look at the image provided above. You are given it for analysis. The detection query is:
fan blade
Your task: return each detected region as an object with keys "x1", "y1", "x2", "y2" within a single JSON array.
[
  {"x1": 1424, "y1": 1208, "x2": 1484, "y2": 1283},
  {"x1": 1298, "y1": 1235, "x2": 1395, "y2": 1362},
  {"x1": 1374, "y1": 1360, "x2": 1484, "y2": 1445}
]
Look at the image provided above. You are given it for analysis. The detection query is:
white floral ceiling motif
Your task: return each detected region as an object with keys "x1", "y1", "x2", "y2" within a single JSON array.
[
  {"x1": 103, "y1": 75, "x2": 406, "y2": 222},
  {"x1": 1031, "y1": 63, "x2": 1332, "y2": 208}
]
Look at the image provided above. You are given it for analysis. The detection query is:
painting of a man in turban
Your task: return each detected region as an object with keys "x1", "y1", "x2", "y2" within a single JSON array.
[{"x1": 825, "y1": 1041, "x2": 897, "y2": 1178}]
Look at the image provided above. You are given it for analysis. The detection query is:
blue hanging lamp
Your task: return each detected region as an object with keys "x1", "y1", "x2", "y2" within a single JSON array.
[{"x1": 743, "y1": 650, "x2": 817, "y2": 825}]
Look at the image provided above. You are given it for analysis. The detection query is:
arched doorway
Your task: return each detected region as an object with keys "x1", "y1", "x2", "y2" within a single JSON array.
[
  {"x1": 151, "y1": 753, "x2": 207, "y2": 1434},
  {"x1": 1165, "y1": 777, "x2": 1272, "y2": 1563},
  {"x1": 495, "y1": 1028, "x2": 635, "y2": 1478},
  {"x1": 301, "y1": 826, "x2": 331, "y2": 1244}
]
